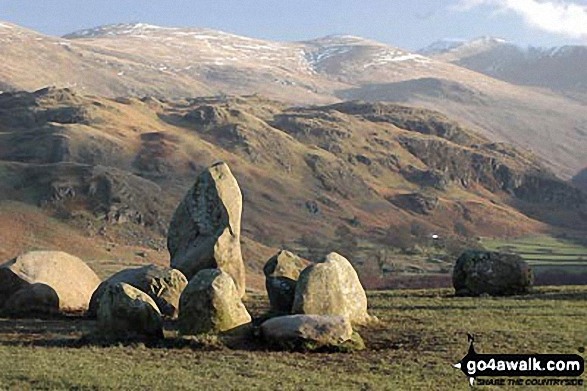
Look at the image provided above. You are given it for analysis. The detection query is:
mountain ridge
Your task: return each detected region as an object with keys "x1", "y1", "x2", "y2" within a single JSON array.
[
  {"x1": 1, "y1": 87, "x2": 585, "y2": 281},
  {"x1": 0, "y1": 21, "x2": 585, "y2": 180}
]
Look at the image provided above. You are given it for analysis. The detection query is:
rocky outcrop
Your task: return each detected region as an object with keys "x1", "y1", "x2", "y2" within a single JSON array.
[
  {"x1": 293, "y1": 252, "x2": 372, "y2": 325},
  {"x1": 260, "y1": 314, "x2": 360, "y2": 351},
  {"x1": 397, "y1": 135, "x2": 586, "y2": 208},
  {"x1": 304, "y1": 153, "x2": 373, "y2": 199},
  {"x1": 263, "y1": 250, "x2": 307, "y2": 313},
  {"x1": 177, "y1": 269, "x2": 251, "y2": 335},
  {"x1": 97, "y1": 282, "x2": 163, "y2": 339},
  {"x1": 6, "y1": 164, "x2": 168, "y2": 232},
  {"x1": 387, "y1": 193, "x2": 440, "y2": 215},
  {"x1": 168, "y1": 162, "x2": 246, "y2": 297},
  {"x1": 453, "y1": 250, "x2": 533, "y2": 296},
  {"x1": 326, "y1": 100, "x2": 478, "y2": 145},
  {"x1": 400, "y1": 165, "x2": 448, "y2": 190},
  {"x1": 89, "y1": 265, "x2": 187, "y2": 318},
  {"x1": 0, "y1": 251, "x2": 101, "y2": 315}
]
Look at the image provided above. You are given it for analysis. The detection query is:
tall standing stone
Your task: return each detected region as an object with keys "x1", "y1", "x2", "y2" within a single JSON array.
[{"x1": 168, "y1": 162, "x2": 246, "y2": 297}]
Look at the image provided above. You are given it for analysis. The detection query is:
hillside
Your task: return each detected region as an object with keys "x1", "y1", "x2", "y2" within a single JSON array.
[
  {"x1": 422, "y1": 37, "x2": 587, "y2": 100},
  {"x1": 0, "y1": 87, "x2": 585, "y2": 286},
  {"x1": 0, "y1": 22, "x2": 586, "y2": 178}
]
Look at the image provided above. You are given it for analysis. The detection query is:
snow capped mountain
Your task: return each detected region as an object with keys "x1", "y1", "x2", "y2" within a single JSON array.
[
  {"x1": 422, "y1": 36, "x2": 587, "y2": 93},
  {"x1": 63, "y1": 23, "x2": 181, "y2": 38},
  {"x1": 2, "y1": 21, "x2": 587, "y2": 178},
  {"x1": 419, "y1": 36, "x2": 510, "y2": 57},
  {"x1": 418, "y1": 38, "x2": 467, "y2": 55}
]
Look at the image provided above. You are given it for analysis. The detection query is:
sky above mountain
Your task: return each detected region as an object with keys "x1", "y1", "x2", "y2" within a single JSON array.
[{"x1": 1, "y1": 0, "x2": 587, "y2": 49}]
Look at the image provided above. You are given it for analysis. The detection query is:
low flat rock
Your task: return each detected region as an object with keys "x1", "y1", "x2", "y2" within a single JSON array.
[{"x1": 260, "y1": 314, "x2": 354, "y2": 350}]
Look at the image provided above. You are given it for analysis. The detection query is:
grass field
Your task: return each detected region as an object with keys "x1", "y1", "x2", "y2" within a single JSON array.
[
  {"x1": 482, "y1": 235, "x2": 587, "y2": 285},
  {"x1": 0, "y1": 286, "x2": 585, "y2": 390}
]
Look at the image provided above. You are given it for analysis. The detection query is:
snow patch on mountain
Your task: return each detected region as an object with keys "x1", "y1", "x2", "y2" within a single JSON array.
[{"x1": 420, "y1": 36, "x2": 509, "y2": 55}]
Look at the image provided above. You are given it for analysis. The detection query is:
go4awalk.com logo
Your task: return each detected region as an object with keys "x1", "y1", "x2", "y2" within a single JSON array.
[{"x1": 453, "y1": 334, "x2": 584, "y2": 387}]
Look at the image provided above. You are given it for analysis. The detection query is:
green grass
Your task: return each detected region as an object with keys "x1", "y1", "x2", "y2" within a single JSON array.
[
  {"x1": 482, "y1": 235, "x2": 587, "y2": 272},
  {"x1": 0, "y1": 286, "x2": 585, "y2": 390}
]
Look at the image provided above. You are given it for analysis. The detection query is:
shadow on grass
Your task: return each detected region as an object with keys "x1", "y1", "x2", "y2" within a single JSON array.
[{"x1": 0, "y1": 315, "x2": 379, "y2": 355}]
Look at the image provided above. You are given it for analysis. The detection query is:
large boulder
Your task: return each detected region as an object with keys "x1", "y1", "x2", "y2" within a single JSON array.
[
  {"x1": 292, "y1": 252, "x2": 372, "y2": 325},
  {"x1": 177, "y1": 269, "x2": 251, "y2": 335},
  {"x1": 260, "y1": 314, "x2": 358, "y2": 350},
  {"x1": 3, "y1": 283, "x2": 60, "y2": 316},
  {"x1": 168, "y1": 162, "x2": 246, "y2": 297},
  {"x1": 453, "y1": 250, "x2": 533, "y2": 296},
  {"x1": 89, "y1": 265, "x2": 187, "y2": 318},
  {"x1": 97, "y1": 282, "x2": 163, "y2": 339},
  {"x1": 263, "y1": 250, "x2": 307, "y2": 313},
  {"x1": 0, "y1": 251, "x2": 101, "y2": 315}
]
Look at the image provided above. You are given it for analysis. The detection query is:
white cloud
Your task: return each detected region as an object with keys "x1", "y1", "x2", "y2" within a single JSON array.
[{"x1": 454, "y1": 0, "x2": 587, "y2": 38}]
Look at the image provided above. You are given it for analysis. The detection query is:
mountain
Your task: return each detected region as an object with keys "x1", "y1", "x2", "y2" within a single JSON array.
[
  {"x1": 422, "y1": 36, "x2": 587, "y2": 99},
  {"x1": 0, "y1": 87, "x2": 585, "y2": 286},
  {"x1": 573, "y1": 168, "x2": 587, "y2": 192},
  {"x1": 419, "y1": 37, "x2": 508, "y2": 56},
  {"x1": 0, "y1": 22, "x2": 586, "y2": 180}
]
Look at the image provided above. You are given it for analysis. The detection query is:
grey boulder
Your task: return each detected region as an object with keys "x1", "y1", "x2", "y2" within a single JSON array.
[
  {"x1": 97, "y1": 282, "x2": 163, "y2": 339},
  {"x1": 263, "y1": 250, "x2": 307, "y2": 313},
  {"x1": 260, "y1": 314, "x2": 359, "y2": 350},
  {"x1": 89, "y1": 264, "x2": 187, "y2": 318},
  {"x1": 178, "y1": 269, "x2": 251, "y2": 335},
  {"x1": 453, "y1": 250, "x2": 533, "y2": 296},
  {"x1": 292, "y1": 252, "x2": 372, "y2": 325},
  {"x1": 0, "y1": 251, "x2": 100, "y2": 315}
]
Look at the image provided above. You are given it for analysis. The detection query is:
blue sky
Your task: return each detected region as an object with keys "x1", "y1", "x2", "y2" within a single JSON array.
[{"x1": 1, "y1": 0, "x2": 587, "y2": 49}]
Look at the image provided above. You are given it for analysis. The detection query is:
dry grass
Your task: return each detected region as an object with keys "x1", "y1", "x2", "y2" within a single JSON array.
[{"x1": 0, "y1": 286, "x2": 585, "y2": 390}]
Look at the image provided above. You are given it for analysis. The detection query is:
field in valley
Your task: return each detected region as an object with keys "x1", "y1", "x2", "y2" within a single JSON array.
[
  {"x1": 483, "y1": 236, "x2": 587, "y2": 285},
  {"x1": 0, "y1": 286, "x2": 585, "y2": 390}
]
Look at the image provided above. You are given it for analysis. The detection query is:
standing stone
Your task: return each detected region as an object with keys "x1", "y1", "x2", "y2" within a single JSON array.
[
  {"x1": 263, "y1": 250, "x2": 307, "y2": 313},
  {"x1": 177, "y1": 269, "x2": 251, "y2": 335},
  {"x1": 168, "y1": 162, "x2": 246, "y2": 297},
  {"x1": 453, "y1": 250, "x2": 533, "y2": 296},
  {"x1": 0, "y1": 251, "x2": 101, "y2": 314},
  {"x1": 292, "y1": 252, "x2": 372, "y2": 325},
  {"x1": 97, "y1": 282, "x2": 163, "y2": 339},
  {"x1": 260, "y1": 314, "x2": 355, "y2": 350},
  {"x1": 89, "y1": 265, "x2": 187, "y2": 318}
]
